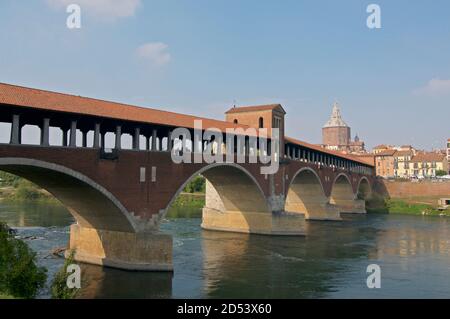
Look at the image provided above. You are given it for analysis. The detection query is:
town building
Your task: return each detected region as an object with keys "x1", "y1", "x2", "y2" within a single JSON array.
[
  {"x1": 372, "y1": 145, "x2": 393, "y2": 154},
  {"x1": 409, "y1": 152, "x2": 448, "y2": 178},
  {"x1": 394, "y1": 150, "x2": 414, "y2": 178},
  {"x1": 322, "y1": 102, "x2": 366, "y2": 154},
  {"x1": 374, "y1": 149, "x2": 396, "y2": 178}
]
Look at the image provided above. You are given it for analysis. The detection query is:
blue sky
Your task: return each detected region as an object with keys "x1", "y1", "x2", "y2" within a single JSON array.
[{"x1": 0, "y1": 0, "x2": 449, "y2": 150}]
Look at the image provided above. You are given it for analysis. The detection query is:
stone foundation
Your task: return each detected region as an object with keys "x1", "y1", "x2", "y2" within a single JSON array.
[
  {"x1": 68, "y1": 224, "x2": 173, "y2": 271},
  {"x1": 332, "y1": 199, "x2": 366, "y2": 214},
  {"x1": 201, "y1": 208, "x2": 304, "y2": 235},
  {"x1": 285, "y1": 200, "x2": 342, "y2": 221}
]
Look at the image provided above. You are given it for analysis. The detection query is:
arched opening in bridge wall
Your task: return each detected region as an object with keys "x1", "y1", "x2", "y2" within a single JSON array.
[
  {"x1": 285, "y1": 168, "x2": 340, "y2": 220},
  {"x1": 121, "y1": 133, "x2": 133, "y2": 149},
  {"x1": 139, "y1": 135, "x2": 147, "y2": 150},
  {"x1": 0, "y1": 122, "x2": 11, "y2": 143},
  {"x1": 0, "y1": 158, "x2": 136, "y2": 233},
  {"x1": 163, "y1": 164, "x2": 273, "y2": 234},
  {"x1": 357, "y1": 177, "x2": 372, "y2": 200},
  {"x1": 49, "y1": 127, "x2": 63, "y2": 146},
  {"x1": 104, "y1": 132, "x2": 116, "y2": 149},
  {"x1": 85, "y1": 131, "x2": 94, "y2": 147},
  {"x1": 330, "y1": 174, "x2": 355, "y2": 206},
  {"x1": 21, "y1": 125, "x2": 41, "y2": 145},
  {"x1": 330, "y1": 174, "x2": 366, "y2": 214},
  {"x1": 0, "y1": 158, "x2": 173, "y2": 271}
]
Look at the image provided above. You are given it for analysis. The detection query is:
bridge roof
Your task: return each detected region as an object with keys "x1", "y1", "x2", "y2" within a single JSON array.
[
  {"x1": 0, "y1": 82, "x2": 373, "y2": 166},
  {"x1": 0, "y1": 82, "x2": 248, "y2": 133},
  {"x1": 285, "y1": 136, "x2": 373, "y2": 166}
]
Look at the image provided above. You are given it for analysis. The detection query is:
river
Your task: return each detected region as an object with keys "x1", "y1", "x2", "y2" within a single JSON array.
[{"x1": 1, "y1": 200, "x2": 449, "y2": 299}]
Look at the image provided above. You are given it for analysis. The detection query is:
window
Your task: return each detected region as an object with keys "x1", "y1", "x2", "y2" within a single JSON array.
[
  {"x1": 259, "y1": 117, "x2": 264, "y2": 128},
  {"x1": 233, "y1": 119, "x2": 238, "y2": 124}
]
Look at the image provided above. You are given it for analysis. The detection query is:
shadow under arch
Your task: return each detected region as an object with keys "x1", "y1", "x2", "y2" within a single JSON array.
[
  {"x1": 285, "y1": 167, "x2": 340, "y2": 220},
  {"x1": 357, "y1": 176, "x2": 372, "y2": 200},
  {"x1": 330, "y1": 173, "x2": 355, "y2": 204},
  {"x1": 330, "y1": 173, "x2": 366, "y2": 214},
  {"x1": 161, "y1": 163, "x2": 273, "y2": 234},
  {"x1": 0, "y1": 157, "x2": 136, "y2": 233}
]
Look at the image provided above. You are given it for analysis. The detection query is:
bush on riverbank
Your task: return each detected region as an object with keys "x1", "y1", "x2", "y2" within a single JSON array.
[
  {"x1": 0, "y1": 222, "x2": 47, "y2": 299},
  {"x1": 172, "y1": 194, "x2": 205, "y2": 209},
  {"x1": 0, "y1": 171, "x2": 56, "y2": 202},
  {"x1": 13, "y1": 180, "x2": 43, "y2": 200},
  {"x1": 51, "y1": 251, "x2": 80, "y2": 299},
  {"x1": 367, "y1": 196, "x2": 449, "y2": 217},
  {"x1": 0, "y1": 171, "x2": 21, "y2": 188}
]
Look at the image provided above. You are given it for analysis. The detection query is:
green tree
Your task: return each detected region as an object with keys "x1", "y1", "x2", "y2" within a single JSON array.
[
  {"x1": 0, "y1": 171, "x2": 21, "y2": 187},
  {"x1": 184, "y1": 176, "x2": 206, "y2": 193},
  {"x1": 51, "y1": 251, "x2": 80, "y2": 299},
  {"x1": 0, "y1": 222, "x2": 47, "y2": 299}
]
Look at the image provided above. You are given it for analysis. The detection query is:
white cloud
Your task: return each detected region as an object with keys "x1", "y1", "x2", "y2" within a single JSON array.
[
  {"x1": 413, "y1": 78, "x2": 450, "y2": 97},
  {"x1": 46, "y1": 0, "x2": 141, "y2": 19},
  {"x1": 136, "y1": 42, "x2": 171, "y2": 67}
]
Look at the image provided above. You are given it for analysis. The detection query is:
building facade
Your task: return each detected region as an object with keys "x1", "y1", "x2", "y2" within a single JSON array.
[
  {"x1": 225, "y1": 104, "x2": 286, "y2": 154},
  {"x1": 322, "y1": 102, "x2": 366, "y2": 154},
  {"x1": 394, "y1": 150, "x2": 414, "y2": 178},
  {"x1": 374, "y1": 150, "x2": 396, "y2": 178},
  {"x1": 409, "y1": 152, "x2": 448, "y2": 178}
]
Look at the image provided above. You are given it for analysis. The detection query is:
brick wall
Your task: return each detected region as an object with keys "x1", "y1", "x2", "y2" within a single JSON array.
[{"x1": 375, "y1": 179, "x2": 450, "y2": 198}]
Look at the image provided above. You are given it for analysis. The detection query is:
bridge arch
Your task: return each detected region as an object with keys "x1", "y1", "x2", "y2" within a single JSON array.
[
  {"x1": 357, "y1": 176, "x2": 372, "y2": 200},
  {"x1": 161, "y1": 163, "x2": 272, "y2": 234},
  {"x1": 0, "y1": 158, "x2": 137, "y2": 233},
  {"x1": 329, "y1": 173, "x2": 356, "y2": 211},
  {"x1": 285, "y1": 167, "x2": 339, "y2": 220}
]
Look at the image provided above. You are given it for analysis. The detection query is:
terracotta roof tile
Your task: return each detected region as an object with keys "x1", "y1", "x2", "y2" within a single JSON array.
[
  {"x1": 374, "y1": 150, "x2": 396, "y2": 156},
  {"x1": 411, "y1": 152, "x2": 446, "y2": 163},
  {"x1": 354, "y1": 154, "x2": 376, "y2": 166},
  {"x1": 285, "y1": 136, "x2": 373, "y2": 166},
  {"x1": 0, "y1": 82, "x2": 250, "y2": 132},
  {"x1": 373, "y1": 144, "x2": 390, "y2": 149},
  {"x1": 0, "y1": 82, "x2": 372, "y2": 166},
  {"x1": 394, "y1": 150, "x2": 413, "y2": 157}
]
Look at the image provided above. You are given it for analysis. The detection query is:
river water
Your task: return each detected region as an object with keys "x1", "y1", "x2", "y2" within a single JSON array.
[{"x1": 1, "y1": 201, "x2": 450, "y2": 299}]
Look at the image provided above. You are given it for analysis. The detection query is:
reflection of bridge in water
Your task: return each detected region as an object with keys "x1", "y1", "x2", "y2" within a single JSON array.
[
  {"x1": 76, "y1": 219, "x2": 380, "y2": 299},
  {"x1": 0, "y1": 83, "x2": 374, "y2": 271}
]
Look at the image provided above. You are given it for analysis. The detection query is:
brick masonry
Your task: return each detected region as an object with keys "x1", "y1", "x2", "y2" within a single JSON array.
[
  {"x1": 376, "y1": 179, "x2": 450, "y2": 198},
  {"x1": 0, "y1": 144, "x2": 374, "y2": 226}
]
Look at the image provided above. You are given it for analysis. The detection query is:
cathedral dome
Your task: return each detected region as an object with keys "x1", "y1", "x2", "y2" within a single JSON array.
[{"x1": 323, "y1": 102, "x2": 348, "y2": 128}]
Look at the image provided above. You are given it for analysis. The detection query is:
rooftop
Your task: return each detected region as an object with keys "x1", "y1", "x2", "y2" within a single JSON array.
[
  {"x1": 285, "y1": 136, "x2": 372, "y2": 165},
  {"x1": 373, "y1": 144, "x2": 391, "y2": 149},
  {"x1": 225, "y1": 104, "x2": 286, "y2": 114},
  {"x1": 394, "y1": 150, "x2": 414, "y2": 157},
  {"x1": 0, "y1": 82, "x2": 372, "y2": 166},
  {"x1": 374, "y1": 150, "x2": 396, "y2": 156},
  {"x1": 411, "y1": 152, "x2": 446, "y2": 163},
  {"x1": 0, "y1": 82, "x2": 246, "y2": 133}
]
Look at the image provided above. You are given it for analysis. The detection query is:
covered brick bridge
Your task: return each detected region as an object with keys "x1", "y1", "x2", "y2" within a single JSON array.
[{"x1": 0, "y1": 83, "x2": 374, "y2": 271}]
